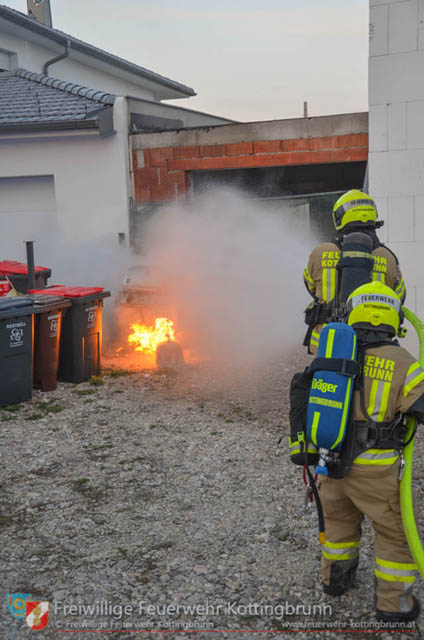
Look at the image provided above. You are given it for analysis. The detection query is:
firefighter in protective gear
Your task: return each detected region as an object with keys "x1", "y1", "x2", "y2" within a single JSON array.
[
  {"x1": 303, "y1": 190, "x2": 406, "y2": 353},
  {"x1": 319, "y1": 281, "x2": 424, "y2": 623}
]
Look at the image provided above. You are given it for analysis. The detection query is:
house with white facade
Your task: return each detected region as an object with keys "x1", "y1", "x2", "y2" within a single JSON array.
[{"x1": 0, "y1": 2, "x2": 234, "y2": 282}]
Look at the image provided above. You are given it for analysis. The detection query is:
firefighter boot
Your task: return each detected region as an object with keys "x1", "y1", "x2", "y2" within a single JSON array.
[
  {"x1": 322, "y1": 559, "x2": 359, "y2": 596},
  {"x1": 376, "y1": 595, "x2": 421, "y2": 624}
]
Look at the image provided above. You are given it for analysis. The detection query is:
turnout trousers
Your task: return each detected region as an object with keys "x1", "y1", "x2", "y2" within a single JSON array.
[{"x1": 319, "y1": 460, "x2": 417, "y2": 613}]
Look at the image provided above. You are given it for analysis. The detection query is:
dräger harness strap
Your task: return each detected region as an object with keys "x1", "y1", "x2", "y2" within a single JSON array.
[
  {"x1": 307, "y1": 357, "x2": 358, "y2": 378},
  {"x1": 326, "y1": 342, "x2": 407, "y2": 478}
]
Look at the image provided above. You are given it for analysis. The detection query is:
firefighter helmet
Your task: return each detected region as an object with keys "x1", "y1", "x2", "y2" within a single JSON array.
[
  {"x1": 333, "y1": 190, "x2": 378, "y2": 231},
  {"x1": 346, "y1": 281, "x2": 401, "y2": 336}
]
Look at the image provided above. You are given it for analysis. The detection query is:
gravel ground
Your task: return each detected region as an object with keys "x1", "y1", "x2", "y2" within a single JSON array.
[{"x1": 1, "y1": 348, "x2": 423, "y2": 640}]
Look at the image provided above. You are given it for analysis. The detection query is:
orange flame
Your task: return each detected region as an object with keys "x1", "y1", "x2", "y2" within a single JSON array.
[{"x1": 128, "y1": 317, "x2": 176, "y2": 355}]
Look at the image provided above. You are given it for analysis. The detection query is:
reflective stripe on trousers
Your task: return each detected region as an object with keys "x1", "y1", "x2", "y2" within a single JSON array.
[
  {"x1": 375, "y1": 557, "x2": 417, "y2": 583},
  {"x1": 322, "y1": 540, "x2": 359, "y2": 561}
]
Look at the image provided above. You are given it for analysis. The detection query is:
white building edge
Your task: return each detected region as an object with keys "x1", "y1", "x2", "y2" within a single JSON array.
[
  {"x1": 369, "y1": 0, "x2": 424, "y2": 352},
  {"x1": 0, "y1": 3, "x2": 234, "y2": 287}
]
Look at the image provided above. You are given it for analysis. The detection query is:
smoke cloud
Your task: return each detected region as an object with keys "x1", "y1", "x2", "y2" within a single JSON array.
[{"x1": 138, "y1": 188, "x2": 311, "y2": 364}]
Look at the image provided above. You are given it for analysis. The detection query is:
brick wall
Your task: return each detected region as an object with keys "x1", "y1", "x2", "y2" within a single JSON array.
[{"x1": 132, "y1": 133, "x2": 368, "y2": 204}]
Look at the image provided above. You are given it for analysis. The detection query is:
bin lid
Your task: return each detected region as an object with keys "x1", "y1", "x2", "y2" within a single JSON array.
[
  {"x1": 24, "y1": 294, "x2": 72, "y2": 310},
  {"x1": 0, "y1": 260, "x2": 50, "y2": 275},
  {"x1": 0, "y1": 298, "x2": 34, "y2": 317},
  {"x1": 29, "y1": 285, "x2": 104, "y2": 298}
]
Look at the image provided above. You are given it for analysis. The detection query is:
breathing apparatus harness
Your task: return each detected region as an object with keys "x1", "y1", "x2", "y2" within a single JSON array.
[
  {"x1": 302, "y1": 222, "x2": 401, "y2": 351},
  {"x1": 291, "y1": 334, "x2": 412, "y2": 545}
]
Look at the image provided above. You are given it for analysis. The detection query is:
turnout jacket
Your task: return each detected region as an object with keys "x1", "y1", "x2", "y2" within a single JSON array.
[
  {"x1": 304, "y1": 241, "x2": 406, "y2": 305},
  {"x1": 303, "y1": 240, "x2": 406, "y2": 352},
  {"x1": 346, "y1": 342, "x2": 424, "y2": 468}
]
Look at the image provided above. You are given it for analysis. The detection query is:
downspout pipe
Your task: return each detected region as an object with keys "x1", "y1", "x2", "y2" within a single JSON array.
[
  {"x1": 25, "y1": 241, "x2": 35, "y2": 291},
  {"x1": 43, "y1": 39, "x2": 71, "y2": 76}
]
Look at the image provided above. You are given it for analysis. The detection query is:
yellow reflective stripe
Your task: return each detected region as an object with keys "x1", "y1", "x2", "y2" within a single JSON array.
[
  {"x1": 322, "y1": 268, "x2": 328, "y2": 302},
  {"x1": 290, "y1": 447, "x2": 301, "y2": 455},
  {"x1": 351, "y1": 332, "x2": 357, "y2": 359},
  {"x1": 372, "y1": 271, "x2": 385, "y2": 283},
  {"x1": 322, "y1": 268, "x2": 336, "y2": 303},
  {"x1": 303, "y1": 266, "x2": 314, "y2": 286},
  {"x1": 333, "y1": 377, "x2": 352, "y2": 449},
  {"x1": 311, "y1": 411, "x2": 320, "y2": 444},
  {"x1": 354, "y1": 449, "x2": 399, "y2": 465},
  {"x1": 404, "y1": 362, "x2": 424, "y2": 398},
  {"x1": 330, "y1": 268, "x2": 336, "y2": 301},
  {"x1": 395, "y1": 278, "x2": 406, "y2": 297},
  {"x1": 376, "y1": 558, "x2": 417, "y2": 571},
  {"x1": 378, "y1": 381, "x2": 391, "y2": 422},
  {"x1": 367, "y1": 380, "x2": 391, "y2": 421},
  {"x1": 290, "y1": 445, "x2": 318, "y2": 456},
  {"x1": 367, "y1": 379, "x2": 378, "y2": 419},
  {"x1": 323, "y1": 551, "x2": 358, "y2": 561},
  {"x1": 310, "y1": 328, "x2": 320, "y2": 348},
  {"x1": 325, "y1": 541, "x2": 359, "y2": 549},
  {"x1": 325, "y1": 328, "x2": 335, "y2": 358},
  {"x1": 375, "y1": 570, "x2": 415, "y2": 583},
  {"x1": 322, "y1": 540, "x2": 359, "y2": 561}
]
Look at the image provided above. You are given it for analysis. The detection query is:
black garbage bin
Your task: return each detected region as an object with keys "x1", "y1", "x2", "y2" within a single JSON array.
[
  {"x1": 0, "y1": 260, "x2": 51, "y2": 294},
  {"x1": 27, "y1": 296, "x2": 72, "y2": 392},
  {"x1": 0, "y1": 297, "x2": 34, "y2": 406},
  {"x1": 29, "y1": 286, "x2": 110, "y2": 383}
]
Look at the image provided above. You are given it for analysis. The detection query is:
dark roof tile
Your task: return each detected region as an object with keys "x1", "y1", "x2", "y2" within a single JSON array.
[{"x1": 0, "y1": 68, "x2": 115, "y2": 126}]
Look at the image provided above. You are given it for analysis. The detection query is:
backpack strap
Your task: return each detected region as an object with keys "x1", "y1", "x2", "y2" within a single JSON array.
[{"x1": 307, "y1": 357, "x2": 358, "y2": 378}]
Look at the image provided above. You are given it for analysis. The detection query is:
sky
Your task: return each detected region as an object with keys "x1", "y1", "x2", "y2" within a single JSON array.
[{"x1": 3, "y1": 0, "x2": 369, "y2": 122}]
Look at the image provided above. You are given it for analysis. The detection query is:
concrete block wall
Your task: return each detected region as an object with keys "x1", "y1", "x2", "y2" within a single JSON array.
[{"x1": 369, "y1": 0, "x2": 424, "y2": 327}]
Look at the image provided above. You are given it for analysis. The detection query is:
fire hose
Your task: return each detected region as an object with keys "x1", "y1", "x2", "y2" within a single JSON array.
[{"x1": 400, "y1": 306, "x2": 424, "y2": 580}]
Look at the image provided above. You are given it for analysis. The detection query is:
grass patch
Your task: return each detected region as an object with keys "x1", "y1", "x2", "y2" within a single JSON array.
[
  {"x1": 74, "y1": 389, "x2": 96, "y2": 396},
  {"x1": 2, "y1": 404, "x2": 21, "y2": 412},
  {"x1": 112, "y1": 389, "x2": 124, "y2": 394},
  {"x1": 36, "y1": 401, "x2": 64, "y2": 414},
  {"x1": 89, "y1": 375, "x2": 103, "y2": 386},
  {"x1": 0, "y1": 514, "x2": 13, "y2": 528},
  {"x1": 104, "y1": 368, "x2": 131, "y2": 378},
  {"x1": 72, "y1": 478, "x2": 90, "y2": 493},
  {"x1": 1, "y1": 415, "x2": 15, "y2": 422},
  {"x1": 26, "y1": 413, "x2": 44, "y2": 421},
  {"x1": 118, "y1": 547, "x2": 128, "y2": 558},
  {"x1": 91, "y1": 443, "x2": 113, "y2": 451}
]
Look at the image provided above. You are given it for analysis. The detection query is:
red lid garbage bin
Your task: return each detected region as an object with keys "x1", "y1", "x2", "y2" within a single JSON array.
[
  {"x1": 29, "y1": 286, "x2": 111, "y2": 383},
  {"x1": 0, "y1": 260, "x2": 51, "y2": 293}
]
